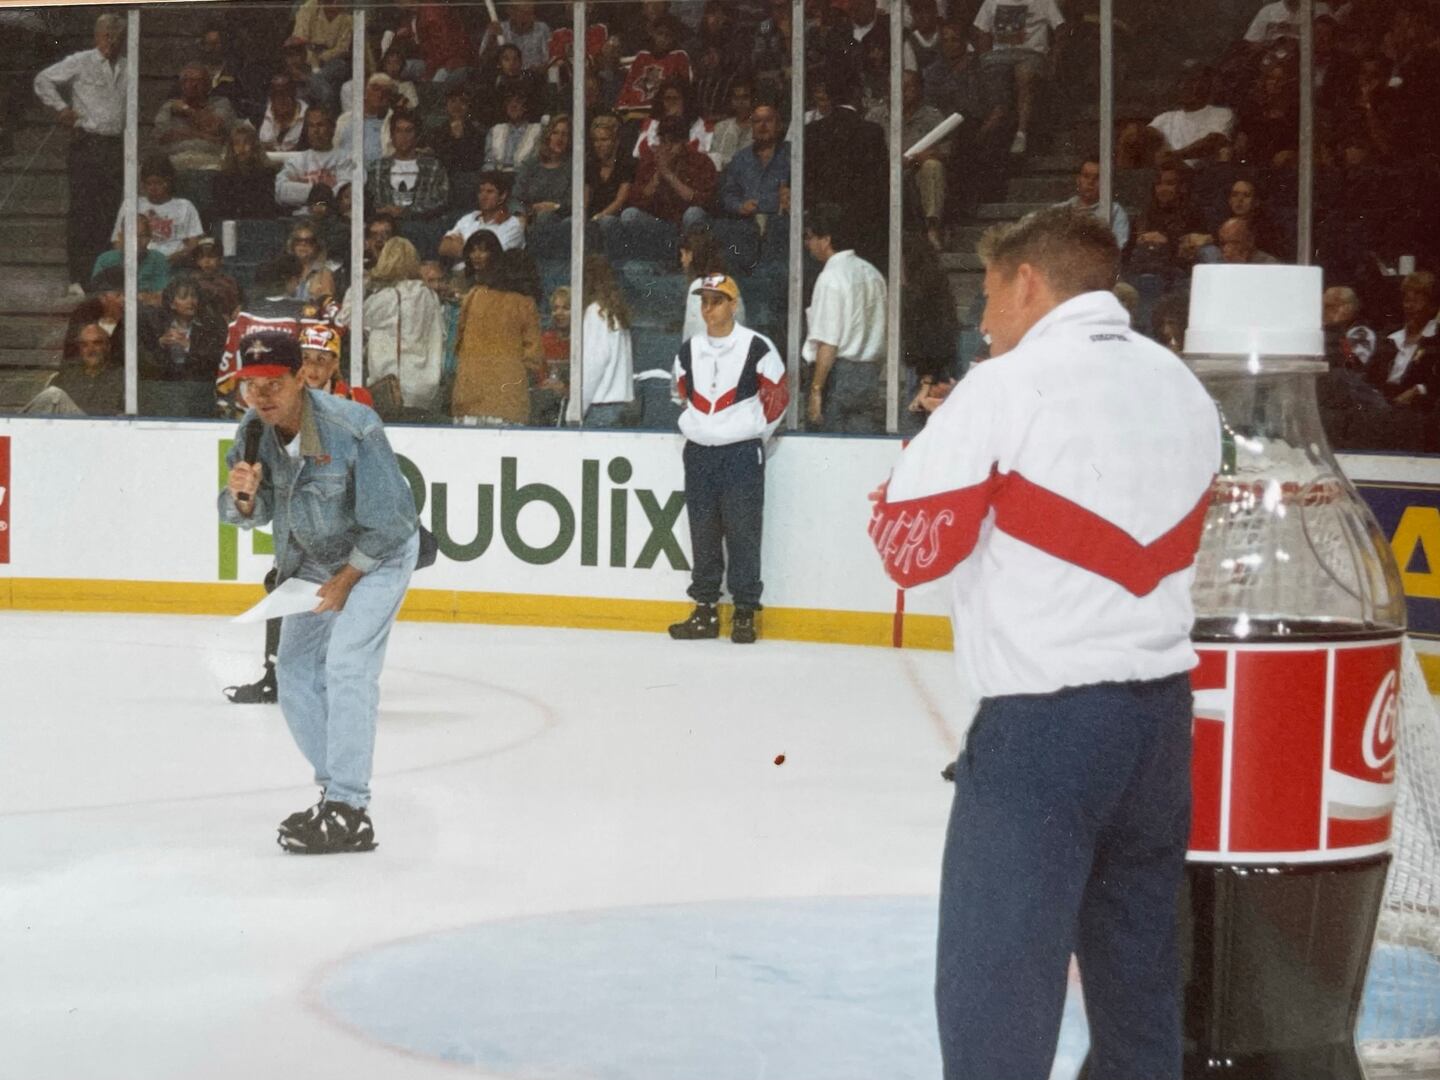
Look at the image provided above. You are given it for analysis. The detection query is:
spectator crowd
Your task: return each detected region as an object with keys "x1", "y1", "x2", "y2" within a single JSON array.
[{"x1": 13, "y1": 0, "x2": 1440, "y2": 450}]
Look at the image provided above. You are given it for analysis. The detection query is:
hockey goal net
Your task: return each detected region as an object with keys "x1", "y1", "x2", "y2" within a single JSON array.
[{"x1": 1360, "y1": 638, "x2": 1440, "y2": 1075}]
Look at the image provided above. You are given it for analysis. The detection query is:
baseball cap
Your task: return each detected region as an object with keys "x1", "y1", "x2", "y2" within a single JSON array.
[
  {"x1": 299, "y1": 323, "x2": 341, "y2": 360},
  {"x1": 88, "y1": 266, "x2": 124, "y2": 295},
  {"x1": 235, "y1": 330, "x2": 302, "y2": 380},
  {"x1": 697, "y1": 273, "x2": 740, "y2": 302}
]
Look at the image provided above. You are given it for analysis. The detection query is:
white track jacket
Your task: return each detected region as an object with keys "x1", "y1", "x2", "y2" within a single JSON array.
[
  {"x1": 674, "y1": 325, "x2": 789, "y2": 446},
  {"x1": 870, "y1": 290, "x2": 1221, "y2": 699}
]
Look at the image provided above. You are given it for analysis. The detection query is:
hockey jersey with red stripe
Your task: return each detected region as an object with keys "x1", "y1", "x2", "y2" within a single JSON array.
[
  {"x1": 870, "y1": 290, "x2": 1221, "y2": 698},
  {"x1": 216, "y1": 295, "x2": 338, "y2": 390}
]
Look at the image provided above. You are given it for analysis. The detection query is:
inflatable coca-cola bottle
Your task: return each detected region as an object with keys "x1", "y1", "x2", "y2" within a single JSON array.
[{"x1": 1180, "y1": 264, "x2": 1407, "y2": 1078}]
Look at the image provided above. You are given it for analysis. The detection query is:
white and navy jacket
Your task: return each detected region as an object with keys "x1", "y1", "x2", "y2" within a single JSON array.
[
  {"x1": 673, "y1": 325, "x2": 789, "y2": 446},
  {"x1": 870, "y1": 291, "x2": 1221, "y2": 699}
]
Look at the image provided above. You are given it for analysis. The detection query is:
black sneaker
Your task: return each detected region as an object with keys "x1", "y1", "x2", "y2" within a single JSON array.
[
  {"x1": 277, "y1": 800, "x2": 377, "y2": 854},
  {"x1": 277, "y1": 791, "x2": 326, "y2": 838},
  {"x1": 731, "y1": 608, "x2": 758, "y2": 644},
  {"x1": 668, "y1": 603, "x2": 719, "y2": 640},
  {"x1": 224, "y1": 665, "x2": 277, "y2": 704}
]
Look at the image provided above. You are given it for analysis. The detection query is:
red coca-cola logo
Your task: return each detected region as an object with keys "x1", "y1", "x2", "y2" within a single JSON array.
[
  {"x1": 1362, "y1": 670, "x2": 1398, "y2": 771},
  {"x1": 1189, "y1": 638, "x2": 1401, "y2": 863}
]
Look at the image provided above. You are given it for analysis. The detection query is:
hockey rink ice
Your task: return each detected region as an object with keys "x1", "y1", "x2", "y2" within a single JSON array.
[{"x1": 1, "y1": 610, "x2": 1434, "y2": 1079}]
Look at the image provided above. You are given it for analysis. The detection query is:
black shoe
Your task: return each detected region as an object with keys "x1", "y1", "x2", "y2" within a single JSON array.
[
  {"x1": 668, "y1": 603, "x2": 719, "y2": 640},
  {"x1": 731, "y1": 608, "x2": 758, "y2": 644},
  {"x1": 224, "y1": 665, "x2": 277, "y2": 704},
  {"x1": 278, "y1": 800, "x2": 377, "y2": 854},
  {"x1": 277, "y1": 791, "x2": 326, "y2": 838}
]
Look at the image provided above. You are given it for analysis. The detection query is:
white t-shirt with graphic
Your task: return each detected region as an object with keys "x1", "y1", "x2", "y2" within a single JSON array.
[
  {"x1": 973, "y1": 0, "x2": 1064, "y2": 54},
  {"x1": 112, "y1": 196, "x2": 204, "y2": 257},
  {"x1": 387, "y1": 159, "x2": 420, "y2": 208}
]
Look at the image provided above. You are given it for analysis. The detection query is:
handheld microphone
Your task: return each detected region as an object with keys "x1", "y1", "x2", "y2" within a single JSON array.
[{"x1": 236, "y1": 419, "x2": 261, "y2": 512}]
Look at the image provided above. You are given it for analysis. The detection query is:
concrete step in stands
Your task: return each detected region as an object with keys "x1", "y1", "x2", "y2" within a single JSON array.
[
  {"x1": 971, "y1": 201, "x2": 1051, "y2": 222},
  {"x1": 0, "y1": 219, "x2": 67, "y2": 266},
  {"x1": 0, "y1": 264, "x2": 73, "y2": 307},
  {"x1": 0, "y1": 369, "x2": 56, "y2": 408},
  {"x1": 0, "y1": 316, "x2": 68, "y2": 353},
  {"x1": 0, "y1": 347, "x2": 62, "y2": 370},
  {"x1": 1004, "y1": 174, "x2": 1074, "y2": 204}
]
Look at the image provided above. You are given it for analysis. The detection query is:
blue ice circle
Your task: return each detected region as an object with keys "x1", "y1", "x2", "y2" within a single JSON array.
[{"x1": 318, "y1": 896, "x2": 1438, "y2": 1079}]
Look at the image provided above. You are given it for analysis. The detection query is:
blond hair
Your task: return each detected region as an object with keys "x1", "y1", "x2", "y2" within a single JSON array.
[
  {"x1": 371, "y1": 236, "x2": 422, "y2": 286},
  {"x1": 538, "y1": 113, "x2": 572, "y2": 165},
  {"x1": 978, "y1": 207, "x2": 1119, "y2": 299}
]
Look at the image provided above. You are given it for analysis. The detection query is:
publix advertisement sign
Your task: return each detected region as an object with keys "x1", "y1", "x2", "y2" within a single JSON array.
[{"x1": 218, "y1": 427, "x2": 697, "y2": 601}]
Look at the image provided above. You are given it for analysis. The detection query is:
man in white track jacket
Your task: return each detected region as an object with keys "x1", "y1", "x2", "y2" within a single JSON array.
[{"x1": 869, "y1": 208, "x2": 1220, "y2": 1080}]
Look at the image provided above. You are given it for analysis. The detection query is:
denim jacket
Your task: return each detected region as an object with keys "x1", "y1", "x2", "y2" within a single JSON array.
[{"x1": 219, "y1": 389, "x2": 417, "y2": 580}]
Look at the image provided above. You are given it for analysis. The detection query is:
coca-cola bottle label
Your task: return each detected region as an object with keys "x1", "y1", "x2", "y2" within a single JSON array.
[{"x1": 1189, "y1": 637, "x2": 1401, "y2": 863}]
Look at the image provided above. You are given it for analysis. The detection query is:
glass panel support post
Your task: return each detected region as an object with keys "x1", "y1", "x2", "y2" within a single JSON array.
[
  {"x1": 123, "y1": 10, "x2": 140, "y2": 415},
  {"x1": 1297, "y1": 0, "x2": 1315, "y2": 265},
  {"x1": 569, "y1": 0, "x2": 586, "y2": 424},
  {"x1": 786, "y1": 0, "x2": 805, "y2": 431},
  {"x1": 348, "y1": 9, "x2": 366, "y2": 389},
  {"x1": 885, "y1": 0, "x2": 904, "y2": 435}
]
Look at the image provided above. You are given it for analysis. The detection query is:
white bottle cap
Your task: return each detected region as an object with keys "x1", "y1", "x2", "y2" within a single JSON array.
[{"x1": 1184, "y1": 264, "x2": 1325, "y2": 358}]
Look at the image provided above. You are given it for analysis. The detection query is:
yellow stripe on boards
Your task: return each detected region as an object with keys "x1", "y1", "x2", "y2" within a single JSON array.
[
  {"x1": 2, "y1": 578, "x2": 1436, "y2": 693},
  {"x1": 0, "y1": 578, "x2": 953, "y2": 652}
]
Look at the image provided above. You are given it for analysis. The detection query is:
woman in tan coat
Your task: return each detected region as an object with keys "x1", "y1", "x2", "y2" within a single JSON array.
[{"x1": 451, "y1": 230, "x2": 542, "y2": 425}]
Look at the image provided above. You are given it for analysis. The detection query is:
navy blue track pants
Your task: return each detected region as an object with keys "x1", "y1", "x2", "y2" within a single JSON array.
[{"x1": 936, "y1": 673, "x2": 1194, "y2": 1080}]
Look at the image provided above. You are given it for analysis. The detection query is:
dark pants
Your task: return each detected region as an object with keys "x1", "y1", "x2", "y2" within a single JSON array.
[
  {"x1": 819, "y1": 358, "x2": 884, "y2": 434},
  {"x1": 262, "y1": 566, "x2": 280, "y2": 669},
  {"x1": 682, "y1": 439, "x2": 765, "y2": 610},
  {"x1": 67, "y1": 130, "x2": 123, "y2": 286},
  {"x1": 937, "y1": 673, "x2": 1193, "y2": 1080}
]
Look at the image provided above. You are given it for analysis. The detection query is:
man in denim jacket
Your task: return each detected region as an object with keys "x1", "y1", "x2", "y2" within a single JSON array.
[{"x1": 220, "y1": 330, "x2": 418, "y2": 854}]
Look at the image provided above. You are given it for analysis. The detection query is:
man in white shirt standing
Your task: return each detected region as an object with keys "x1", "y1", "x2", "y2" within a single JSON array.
[
  {"x1": 34, "y1": 12, "x2": 127, "y2": 295},
  {"x1": 972, "y1": 0, "x2": 1065, "y2": 155},
  {"x1": 668, "y1": 274, "x2": 789, "y2": 645},
  {"x1": 803, "y1": 203, "x2": 887, "y2": 433},
  {"x1": 869, "y1": 207, "x2": 1220, "y2": 1079}
]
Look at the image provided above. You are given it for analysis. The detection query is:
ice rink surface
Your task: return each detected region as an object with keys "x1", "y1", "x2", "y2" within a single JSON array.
[{"x1": 3, "y1": 611, "x2": 1429, "y2": 1079}]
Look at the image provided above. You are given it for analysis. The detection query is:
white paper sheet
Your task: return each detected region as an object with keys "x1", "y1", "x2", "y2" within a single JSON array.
[{"x1": 231, "y1": 576, "x2": 324, "y2": 624}]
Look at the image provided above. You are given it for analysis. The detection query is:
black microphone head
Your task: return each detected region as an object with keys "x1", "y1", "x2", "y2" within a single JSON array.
[{"x1": 242, "y1": 418, "x2": 262, "y2": 465}]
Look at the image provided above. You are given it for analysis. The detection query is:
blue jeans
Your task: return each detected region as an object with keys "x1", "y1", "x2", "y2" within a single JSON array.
[
  {"x1": 584, "y1": 401, "x2": 628, "y2": 428},
  {"x1": 619, "y1": 205, "x2": 710, "y2": 233},
  {"x1": 276, "y1": 530, "x2": 419, "y2": 809},
  {"x1": 936, "y1": 673, "x2": 1193, "y2": 1080}
]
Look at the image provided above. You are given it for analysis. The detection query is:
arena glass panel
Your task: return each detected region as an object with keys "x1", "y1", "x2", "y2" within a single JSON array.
[{"x1": 1113, "y1": 2, "x2": 1323, "y2": 386}]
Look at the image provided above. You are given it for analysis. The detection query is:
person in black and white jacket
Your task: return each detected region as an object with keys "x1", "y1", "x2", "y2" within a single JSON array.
[{"x1": 668, "y1": 274, "x2": 789, "y2": 644}]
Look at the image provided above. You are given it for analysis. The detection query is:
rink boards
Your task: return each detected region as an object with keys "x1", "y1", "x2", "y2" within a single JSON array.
[{"x1": 0, "y1": 418, "x2": 1435, "y2": 686}]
